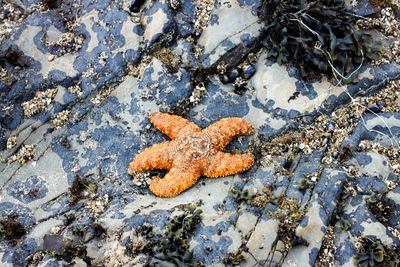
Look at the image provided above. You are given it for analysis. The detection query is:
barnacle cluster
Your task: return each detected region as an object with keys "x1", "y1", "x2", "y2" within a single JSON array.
[
  {"x1": 44, "y1": 31, "x2": 84, "y2": 56},
  {"x1": 6, "y1": 135, "x2": 17, "y2": 149},
  {"x1": 269, "y1": 195, "x2": 307, "y2": 248},
  {"x1": 131, "y1": 172, "x2": 152, "y2": 187},
  {"x1": 7, "y1": 143, "x2": 36, "y2": 164},
  {"x1": 90, "y1": 87, "x2": 113, "y2": 106},
  {"x1": 52, "y1": 110, "x2": 71, "y2": 129},
  {"x1": 258, "y1": 0, "x2": 382, "y2": 80},
  {"x1": 368, "y1": 0, "x2": 400, "y2": 9},
  {"x1": 127, "y1": 55, "x2": 152, "y2": 78},
  {"x1": 0, "y1": 3, "x2": 26, "y2": 38},
  {"x1": 194, "y1": 0, "x2": 213, "y2": 35},
  {"x1": 357, "y1": 7, "x2": 399, "y2": 37},
  {"x1": 68, "y1": 84, "x2": 83, "y2": 97},
  {"x1": 259, "y1": 80, "x2": 400, "y2": 168},
  {"x1": 154, "y1": 47, "x2": 182, "y2": 73},
  {"x1": 21, "y1": 88, "x2": 58, "y2": 118},
  {"x1": 85, "y1": 195, "x2": 109, "y2": 217},
  {"x1": 250, "y1": 185, "x2": 274, "y2": 207},
  {"x1": 170, "y1": 0, "x2": 180, "y2": 10},
  {"x1": 391, "y1": 40, "x2": 400, "y2": 64},
  {"x1": 223, "y1": 250, "x2": 246, "y2": 266},
  {"x1": 315, "y1": 226, "x2": 335, "y2": 267},
  {"x1": 189, "y1": 82, "x2": 207, "y2": 104},
  {"x1": 0, "y1": 66, "x2": 10, "y2": 85}
]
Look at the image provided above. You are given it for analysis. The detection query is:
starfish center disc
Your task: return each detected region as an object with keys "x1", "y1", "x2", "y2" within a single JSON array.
[{"x1": 175, "y1": 132, "x2": 213, "y2": 161}]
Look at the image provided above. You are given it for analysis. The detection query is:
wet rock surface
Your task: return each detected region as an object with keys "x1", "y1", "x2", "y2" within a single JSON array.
[{"x1": 0, "y1": 0, "x2": 399, "y2": 266}]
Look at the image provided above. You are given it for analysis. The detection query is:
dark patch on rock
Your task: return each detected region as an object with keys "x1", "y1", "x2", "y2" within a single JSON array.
[
  {"x1": 7, "y1": 175, "x2": 49, "y2": 203},
  {"x1": 129, "y1": 0, "x2": 146, "y2": 13},
  {"x1": 68, "y1": 175, "x2": 92, "y2": 205},
  {"x1": 0, "y1": 44, "x2": 30, "y2": 68},
  {"x1": 0, "y1": 219, "x2": 26, "y2": 240},
  {"x1": 0, "y1": 202, "x2": 35, "y2": 230}
]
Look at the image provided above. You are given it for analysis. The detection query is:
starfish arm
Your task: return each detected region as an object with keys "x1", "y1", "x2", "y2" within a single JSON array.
[
  {"x1": 149, "y1": 167, "x2": 201, "y2": 197},
  {"x1": 202, "y1": 151, "x2": 254, "y2": 177},
  {"x1": 128, "y1": 141, "x2": 172, "y2": 174},
  {"x1": 203, "y1": 118, "x2": 254, "y2": 150},
  {"x1": 149, "y1": 112, "x2": 201, "y2": 139}
]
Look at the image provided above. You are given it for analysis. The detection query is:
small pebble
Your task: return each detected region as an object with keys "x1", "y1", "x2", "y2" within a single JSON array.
[
  {"x1": 242, "y1": 65, "x2": 256, "y2": 79},
  {"x1": 327, "y1": 123, "x2": 335, "y2": 133},
  {"x1": 227, "y1": 68, "x2": 239, "y2": 82},
  {"x1": 219, "y1": 75, "x2": 230, "y2": 84},
  {"x1": 72, "y1": 166, "x2": 81, "y2": 173},
  {"x1": 367, "y1": 103, "x2": 381, "y2": 113},
  {"x1": 48, "y1": 54, "x2": 55, "y2": 61},
  {"x1": 376, "y1": 100, "x2": 385, "y2": 109}
]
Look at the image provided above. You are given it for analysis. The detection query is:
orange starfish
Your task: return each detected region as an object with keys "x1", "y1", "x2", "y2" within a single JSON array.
[{"x1": 128, "y1": 112, "x2": 255, "y2": 197}]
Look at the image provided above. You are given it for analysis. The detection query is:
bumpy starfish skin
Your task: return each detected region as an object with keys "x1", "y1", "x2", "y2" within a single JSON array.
[{"x1": 128, "y1": 112, "x2": 255, "y2": 197}]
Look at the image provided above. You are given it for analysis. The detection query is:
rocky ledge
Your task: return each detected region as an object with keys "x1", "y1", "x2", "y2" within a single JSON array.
[{"x1": 0, "y1": 0, "x2": 399, "y2": 266}]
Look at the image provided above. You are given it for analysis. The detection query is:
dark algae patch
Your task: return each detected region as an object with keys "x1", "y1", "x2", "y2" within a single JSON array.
[
  {"x1": 0, "y1": 45, "x2": 30, "y2": 68},
  {"x1": 223, "y1": 249, "x2": 246, "y2": 266},
  {"x1": 123, "y1": 204, "x2": 203, "y2": 266},
  {"x1": 148, "y1": 204, "x2": 203, "y2": 266},
  {"x1": 354, "y1": 236, "x2": 400, "y2": 266},
  {"x1": 68, "y1": 175, "x2": 96, "y2": 204},
  {"x1": 42, "y1": 234, "x2": 91, "y2": 264},
  {"x1": 0, "y1": 219, "x2": 26, "y2": 240},
  {"x1": 366, "y1": 192, "x2": 396, "y2": 224},
  {"x1": 258, "y1": 0, "x2": 382, "y2": 80}
]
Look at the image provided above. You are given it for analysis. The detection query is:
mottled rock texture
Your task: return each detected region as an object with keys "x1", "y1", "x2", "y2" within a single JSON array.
[{"x1": 0, "y1": 0, "x2": 399, "y2": 266}]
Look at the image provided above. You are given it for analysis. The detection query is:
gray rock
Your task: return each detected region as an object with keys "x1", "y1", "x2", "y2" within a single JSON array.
[{"x1": 1, "y1": 0, "x2": 400, "y2": 266}]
